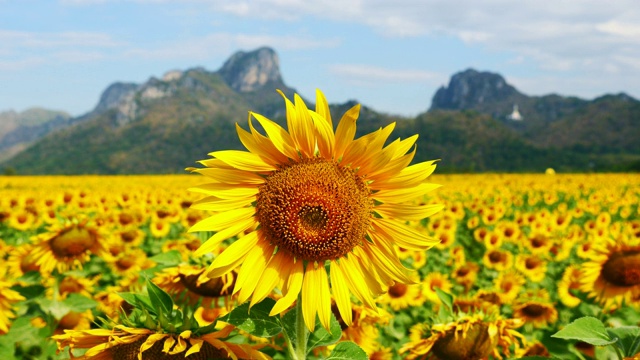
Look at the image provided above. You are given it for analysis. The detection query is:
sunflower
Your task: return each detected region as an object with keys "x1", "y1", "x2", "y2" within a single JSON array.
[
  {"x1": 482, "y1": 248, "x2": 513, "y2": 271},
  {"x1": 376, "y1": 273, "x2": 423, "y2": 311},
  {"x1": 5, "y1": 243, "x2": 41, "y2": 278},
  {"x1": 188, "y1": 90, "x2": 441, "y2": 331},
  {"x1": 558, "y1": 265, "x2": 582, "y2": 307},
  {"x1": 54, "y1": 310, "x2": 94, "y2": 335},
  {"x1": 399, "y1": 314, "x2": 524, "y2": 360},
  {"x1": 153, "y1": 265, "x2": 235, "y2": 307},
  {"x1": 422, "y1": 272, "x2": 453, "y2": 304},
  {"x1": 30, "y1": 217, "x2": 105, "y2": 275},
  {"x1": 580, "y1": 234, "x2": 640, "y2": 308},
  {"x1": 332, "y1": 303, "x2": 392, "y2": 356},
  {"x1": 46, "y1": 274, "x2": 98, "y2": 299},
  {"x1": 512, "y1": 290, "x2": 558, "y2": 328},
  {"x1": 0, "y1": 269, "x2": 26, "y2": 334},
  {"x1": 452, "y1": 262, "x2": 479, "y2": 292},
  {"x1": 515, "y1": 254, "x2": 547, "y2": 283},
  {"x1": 52, "y1": 324, "x2": 269, "y2": 360},
  {"x1": 493, "y1": 272, "x2": 525, "y2": 303}
]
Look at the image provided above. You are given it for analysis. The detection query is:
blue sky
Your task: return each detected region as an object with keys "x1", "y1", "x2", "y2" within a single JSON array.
[{"x1": 1, "y1": 0, "x2": 639, "y2": 117}]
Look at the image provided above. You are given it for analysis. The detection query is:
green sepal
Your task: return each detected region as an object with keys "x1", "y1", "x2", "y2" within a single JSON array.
[{"x1": 145, "y1": 278, "x2": 174, "y2": 316}]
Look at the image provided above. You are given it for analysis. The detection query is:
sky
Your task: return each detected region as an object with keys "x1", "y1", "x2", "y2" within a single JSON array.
[{"x1": 1, "y1": 0, "x2": 640, "y2": 118}]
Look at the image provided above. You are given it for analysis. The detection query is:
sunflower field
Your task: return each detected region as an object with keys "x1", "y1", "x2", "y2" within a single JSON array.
[{"x1": 0, "y1": 172, "x2": 639, "y2": 359}]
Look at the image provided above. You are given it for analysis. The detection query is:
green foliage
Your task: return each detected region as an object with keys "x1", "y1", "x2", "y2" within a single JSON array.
[
  {"x1": 552, "y1": 316, "x2": 640, "y2": 359},
  {"x1": 325, "y1": 342, "x2": 368, "y2": 360},
  {"x1": 220, "y1": 298, "x2": 283, "y2": 338}
]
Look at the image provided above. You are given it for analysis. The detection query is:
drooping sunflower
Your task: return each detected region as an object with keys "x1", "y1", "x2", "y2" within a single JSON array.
[
  {"x1": 188, "y1": 90, "x2": 441, "y2": 331},
  {"x1": 580, "y1": 234, "x2": 640, "y2": 308},
  {"x1": 153, "y1": 264, "x2": 235, "y2": 308},
  {"x1": 52, "y1": 325, "x2": 269, "y2": 360},
  {"x1": 399, "y1": 314, "x2": 524, "y2": 360}
]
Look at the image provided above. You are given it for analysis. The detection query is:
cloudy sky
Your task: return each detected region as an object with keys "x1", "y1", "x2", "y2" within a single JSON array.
[{"x1": 1, "y1": 0, "x2": 639, "y2": 117}]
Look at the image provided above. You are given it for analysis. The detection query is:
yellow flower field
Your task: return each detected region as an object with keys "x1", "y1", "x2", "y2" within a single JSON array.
[{"x1": 1, "y1": 173, "x2": 639, "y2": 359}]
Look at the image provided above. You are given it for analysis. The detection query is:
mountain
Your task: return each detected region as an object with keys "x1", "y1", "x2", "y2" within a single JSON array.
[
  {"x1": 430, "y1": 69, "x2": 640, "y2": 161},
  {"x1": 0, "y1": 108, "x2": 73, "y2": 163},
  {"x1": 3, "y1": 52, "x2": 639, "y2": 174},
  {"x1": 2, "y1": 47, "x2": 303, "y2": 174}
]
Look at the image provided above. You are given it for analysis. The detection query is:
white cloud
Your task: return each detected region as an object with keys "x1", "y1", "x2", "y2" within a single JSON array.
[{"x1": 329, "y1": 64, "x2": 444, "y2": 85}]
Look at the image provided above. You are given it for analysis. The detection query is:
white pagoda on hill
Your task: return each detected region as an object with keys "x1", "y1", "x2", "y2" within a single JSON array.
[{"x1": 507, "y1": 104, "x2": 523, "y2": 121}]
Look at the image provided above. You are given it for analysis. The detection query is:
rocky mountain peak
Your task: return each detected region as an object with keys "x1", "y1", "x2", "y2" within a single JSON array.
[
  {"x1": 218, "y1": 47, "x2": 283, "y2": 92},
  {"x1": 430, "y1": 68, "x2": 520, "y2": 110},
  {"x1": 94, "y1": 82, "x2": 139, "y2": 113}
]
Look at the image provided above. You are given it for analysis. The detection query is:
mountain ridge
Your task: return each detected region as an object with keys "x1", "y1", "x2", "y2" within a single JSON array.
[{"x1": 2, "y1": 49, "x2": 639, "y2": 174}]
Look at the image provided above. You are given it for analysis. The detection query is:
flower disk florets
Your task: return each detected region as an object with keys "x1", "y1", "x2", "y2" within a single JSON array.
[{"x1": 256, "y1": 158, "x2": 372, "y2": 262}]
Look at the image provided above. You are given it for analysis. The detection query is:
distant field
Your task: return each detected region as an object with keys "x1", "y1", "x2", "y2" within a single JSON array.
[{"x1": 1, "y1": 173, "x2": 639, "y2": 359}]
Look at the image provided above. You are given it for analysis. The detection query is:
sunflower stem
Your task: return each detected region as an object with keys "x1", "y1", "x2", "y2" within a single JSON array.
[{"x1": 294, "y1": 294, "x2": 307, "y2": 360}]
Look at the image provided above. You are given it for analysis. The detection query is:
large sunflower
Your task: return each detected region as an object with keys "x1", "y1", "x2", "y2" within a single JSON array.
[
  {"x1": 188, "y1": 90, "x2": 441, "y2": 331},
  {"x1": 580, "y1": 233, "x2": 640, "y2": 308}
]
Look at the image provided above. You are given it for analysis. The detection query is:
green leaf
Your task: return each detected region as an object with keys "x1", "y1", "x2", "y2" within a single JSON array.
[
  {"x1": 281, "y1": 307, "x2": 298, "y2": 346},
  {"x1": 149, "y1": 250, "x2": 182, "y2": 266},
  {"x1": 37, "y1": 298, "x2": 71, "y2": 320},
  {"x1": 118, "y1": 292, "x2": 156, "y2": 314},
  {"x1": 552, "y1": 316, "x2": 617, "y2": 346},
  {"x1": 435, "y1": 288, "x2": 453, "y2": 312},
  {"x1": 221, "y1": 298, "x2": 282, "y2": 338},
  {"x1": 325, "y1": 341, "x2": 367, "y2": 360},
  {"x1": 307, "y1": 313, "x2": 342, "y2": 352},
  {"x1": 607, "y1": 326, "x2": 640, "y2": 357},
  {"x1": 145, "y1": 278, "x2": 174, "y2": 316},
  {"x1": 63, "y1": 293, "x2": 97, "y2": 312}
]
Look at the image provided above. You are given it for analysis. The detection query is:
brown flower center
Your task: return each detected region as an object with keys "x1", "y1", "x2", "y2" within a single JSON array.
[
  {"x1": 432, "y1": 323, "x2": 497, "y2": 360},
  {"x1": 256, "y1": 159, "x2": 372, "y2": 262},
  {"x1": 179, "y1": 272, "x2": 235, "y2": 298},
  {"x1": 120, "y1": 230, "x2": 138, "y2": 243},
  {"x1": 388, "y1": 283, "x2": 408, "y2": 298},
  {"x1": 488, "y1": 250, "x2": 504, "y2": 263},
  {"x1": 521, "y1": 303, "x2": 547, "y2": 318},
  {"x1": 50, "y1": 226, "x2": 96, "y2": 258},
  {"x1": 112, "y1": 336, "x2": 233, "y2": 360},
  {"x1": 601, "y1": 250, "x2": 640, "y2": 287},
  {"x1": 525, "y1": 257, "x2": 542, "y2": 270},
  {"x1": 59, "y1": 278, "x2": 82, "y2": 294},
  {"x1": 20, "y1": 253, "x2": 40, "y2": 273}
]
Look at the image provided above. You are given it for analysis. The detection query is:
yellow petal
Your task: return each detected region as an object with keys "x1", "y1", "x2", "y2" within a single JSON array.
[
  {"x1": 368, "y1": 147, "x2": 416, "y2": 181},
  {"x1": 162, "y1": 336, "x2": 176, "y2": 353},
  {"x1": 189, "y1": 207, "x2": 254, "y2": 233},
  {"x1": 314, "y1": 263, "x2": 332, "y2": 331},
  {"x1": 210, "y1": 150, "x2": 275, "y2": 172},
  {"x1": 339, "y1": 255, "x2": 377, "y2": 310},
  {"x1": 236, "y1": 122, "x2": 285, "y2": 166},
  {"x1": 361, "y1": 242, "x2": 412, "y2": 284},
  {"x1": 190, "y1": 196, "x2": 254, "y2": 212},
  {"x1": 250, "y1": 111, "x2": 298, "y2": 159},
  {"x1": 293, "y1": 93, "x2": 317, "y2": 158},
  {"x1": 188, "y1": 183, "x2": 259, "y2": 199},
  {"x1": 185, "y1": 338, "x2": 203, "y2": 357},
  {"x1": 194, "y1": 216, "x2": 255, "y2": 257},
  {"x1": 334, "y1": 104, "x2": 359, "y2": 159},
  {"x1": 206, "y1": 231, "x2": 259, "y2": 278},
  {"x1": 247, "y1": 119, "x2": 291, "y2": 164},
  {"x1": 301, "y1": 262, "x2": 318, "y2": 331},
  {"x1": 330, "y1": 260, "x2": 353, "y2": 326},
  {"x1": 251, "y1": 250, "x2": 289, "y2": 307},
  {"x1": 372, "y1": 218, "x2": 441, "y2": 250},
  {"x1": 270, "y1": 258, "x2": 303, "y2": 316},
  {"x1": 372, "y1": 160, "x2": 437, "y2": 190},
  {"x1": 315, "y1": 89, "x2": 333, "y2": 128},
  {"x1": 139, "y1": 334, "x2": 168, "y2": 359},
  {"x1": 375, "y1": 203, "x2": 444, "y2": 221},
  {"x1": 310, "y1": 111, "x2": 334, "y2": 160},
  {"x1": 373, "y1": 183, "x2": 442, "y2": 203},
  {"x1": 168, "y1": 336, "x2": 187, "y2": 355},
  {"x1": 194, "y1": 167, "x2": 265, "y2": 184},
  {"x1": 234, "y1": 240, "x2": 273, "y2": 303}
]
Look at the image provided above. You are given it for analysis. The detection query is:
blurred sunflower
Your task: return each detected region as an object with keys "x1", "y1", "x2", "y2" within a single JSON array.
[
  {"x1": 53, "y1": 325, "x2": 269, "y2": 360},
  {"x1": 5, "y1": 243, "x2": 41, "y2": 278},
  {"x1": 422, "y1": 273, "x2": 453, "y2": 304},
  {"x1": 512, "y1": 290, "x2": 557, "y2": 328},
  {"x1": 377, "y1": 273, "x2": 423, "y2": 311},
  {"x1": 154, "y1": 265, "x2": 235, "y2": 307},
  {"x1": 580, "y1": 234, "x2": 640, "y2": 308},
  {"x1": 30, "y1": 217, "x2": 105, "y2": 275},
  {"x1": 482, "y1": 249, "x2": 513, "y2": 271},
  {"x1": 493, "y1": 272, "x2": 525, "y2": 303},
  {"x1": 558, "y1": 265, "x2": 582, "y2": 307},
  {"x1": 515, "y1": 254, "x2": 547, "y2": 283},
  {"x1": 399, "y1": 314, "x2": 524, "y2": 360},
  {"x1": 188, "y1": 90, "x2": 441, "y2": 331},
  {"x1": 332, "y1": 303, "x2": 392, "y2": 356},
  {"x1": 0, "y1": 268, "x2": 26, "y2": 334}
]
